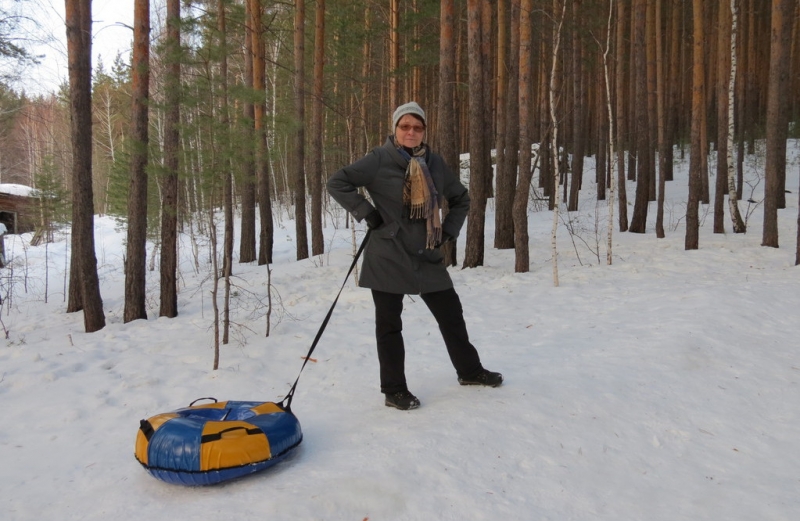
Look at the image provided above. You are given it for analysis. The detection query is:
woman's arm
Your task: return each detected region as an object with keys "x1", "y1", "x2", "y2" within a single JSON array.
[{"x1": 326, "y1": 150, "x2": 381, "y2": 222}]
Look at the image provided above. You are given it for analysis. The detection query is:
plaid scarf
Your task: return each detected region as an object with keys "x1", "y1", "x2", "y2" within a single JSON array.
[{"x1": 393, "y1": 137, "x2": 442, "y2": 249}]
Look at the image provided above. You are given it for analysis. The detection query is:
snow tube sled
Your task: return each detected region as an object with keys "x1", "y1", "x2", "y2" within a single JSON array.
[{"x1": 135, "y1": 398, "x2": 302, "y2": 486}]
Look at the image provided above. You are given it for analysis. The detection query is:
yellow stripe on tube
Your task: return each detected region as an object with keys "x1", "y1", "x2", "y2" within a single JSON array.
[{"x1": 199, "y1": 421, "x2": 271, "y2": 471}]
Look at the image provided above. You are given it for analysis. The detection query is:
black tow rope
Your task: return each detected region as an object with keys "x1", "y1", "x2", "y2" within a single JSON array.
[{"x1": 279, "y1": 230, "x2": 371, "y2": 411}]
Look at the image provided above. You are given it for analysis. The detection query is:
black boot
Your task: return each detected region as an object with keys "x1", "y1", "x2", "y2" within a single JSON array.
[
  {"x1": 458, "y1": 368, "x2": 503, "y2": 387},
  {"x1": 384, "y1": 390, "x2": 421, "y2": 410}
]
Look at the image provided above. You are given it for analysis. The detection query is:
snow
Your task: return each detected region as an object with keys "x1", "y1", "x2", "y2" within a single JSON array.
[
  {"x1": 0, "y1": 184, "x2": 37, "y2": 197},
  {"x1": 1, "y1": 143, "x2": 799, "y2": 520}
]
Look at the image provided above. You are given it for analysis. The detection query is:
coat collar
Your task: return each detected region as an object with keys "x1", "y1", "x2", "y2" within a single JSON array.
[{"x1": 383, "y1": 136, "x2": 430, "y2": 170}]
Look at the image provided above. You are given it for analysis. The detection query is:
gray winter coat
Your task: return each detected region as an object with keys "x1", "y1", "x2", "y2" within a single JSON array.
[{"x1": 327, "y1": 137, "x2": 470, "y2": 295}]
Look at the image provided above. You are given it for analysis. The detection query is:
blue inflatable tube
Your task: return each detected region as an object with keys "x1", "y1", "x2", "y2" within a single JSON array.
[{"x1": 135, "y1": 398, "x2": 302, "y2": 486}]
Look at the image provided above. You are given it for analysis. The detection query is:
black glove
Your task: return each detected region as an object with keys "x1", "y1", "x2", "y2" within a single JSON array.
[
  {"x1": 364, "y1": 210, "x2": 384, "y2": 230},
  {"x1": 435, "y1": 233, "x2": 453, "y2": 248}
]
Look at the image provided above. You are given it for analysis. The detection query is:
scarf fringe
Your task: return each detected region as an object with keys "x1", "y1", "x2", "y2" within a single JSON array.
[{"x1": 396, "y1": 139, "x2": 443, "y2": 250}]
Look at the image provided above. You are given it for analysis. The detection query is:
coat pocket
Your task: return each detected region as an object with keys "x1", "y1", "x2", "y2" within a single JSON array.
[{"x1": 366, "y1": 220, "x2": 406, "y2": 260}]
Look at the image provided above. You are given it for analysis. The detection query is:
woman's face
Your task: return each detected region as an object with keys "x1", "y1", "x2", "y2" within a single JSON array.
[{"x1": 394, "y1": 114, "x2": 426, "y2": 149}]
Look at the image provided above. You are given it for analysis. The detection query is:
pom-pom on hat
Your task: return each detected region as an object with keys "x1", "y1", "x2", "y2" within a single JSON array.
[{"x1": 392, "y1": 101, "x2": 426, "y2": 129}]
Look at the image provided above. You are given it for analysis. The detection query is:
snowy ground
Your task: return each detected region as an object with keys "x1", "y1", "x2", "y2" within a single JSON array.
[{"x1": 1, "y1": 143, "x2": 799, "y2": 520}]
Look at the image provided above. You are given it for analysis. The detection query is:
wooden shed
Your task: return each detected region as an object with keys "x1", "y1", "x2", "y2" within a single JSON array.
[{"x1": 0, "y1": 184, "x2": 40, "y2": 234}]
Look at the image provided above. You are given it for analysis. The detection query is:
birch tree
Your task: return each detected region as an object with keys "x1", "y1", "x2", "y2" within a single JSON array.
[
  {"x1": 550, "y1": 0, "x2": 567, "y2": 287},
  {"x1": 601, "y1": 0, "x2": 618, "y2": 264},
  {"x1": 726, "y1": 0, "x2": 745, "y2": 234}
]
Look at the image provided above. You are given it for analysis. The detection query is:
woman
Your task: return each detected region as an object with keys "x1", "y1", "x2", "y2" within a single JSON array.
[{"x1": 327, "y1": 101, "x2": 502, "y2": 410}]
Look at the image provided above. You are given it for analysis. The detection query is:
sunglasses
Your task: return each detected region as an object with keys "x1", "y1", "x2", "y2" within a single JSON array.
[{"x1": 397, "y1": 124, "x2": 426, "y2": 133}]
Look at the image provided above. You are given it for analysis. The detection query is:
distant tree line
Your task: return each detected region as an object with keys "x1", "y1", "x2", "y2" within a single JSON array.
[{"x1": 0, "y1": 0, "x2": 797, "y2": 332}]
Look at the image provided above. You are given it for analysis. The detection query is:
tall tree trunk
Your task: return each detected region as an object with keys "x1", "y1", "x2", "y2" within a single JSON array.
[
  {"x1": 762, "y1": 0, "x2": 794, "y2": 247},
  {"x1": 568, "y1": 0, "x2": 584, "y2": 213},
  {"x1": 714, "y1": 0, "x2": 732, "y2": 234},
  {"x1": 159, "y1": 0, "x2": 180, "y2": 318},
  {"x1": 389, "y1": 0, "x2": 400, "y2": 111},
  {"x1": 550, "y1": 0, "x2": 567, "y2": 287},
  {"x1": 65, "y1": 0, "x2": 105, "y2": 332},
  {"x1": 124, "y1": 0, "x2": 150, "y2": 323},
  {"x1": 496, "y1": 0, "x2": 519, "y2": 249},
  {"x1": 602, "y1": 0, "x2": 618, "y2": 264},
  {"x1": 310, "y1": 0, "x2": 325, "y2": 256},
  {"x1": 217, "y1": 0, "x2": 233, "y2": 345},
  {"x1": 645, "y1": 0, "x2": 657, "y2": 202},
  {"x1": 481, "y1": 0, "x2": 494, "y2": 198},
  {"x1": 438, "y1": 0, "x2": 459, "y2": 267},
  {"x1": 616, "y1": 0, "x2": 629, "y2": 232},
  {"x1": 666, "y1": 0, "x2": 681, "y2": 183},
  {"x1": 513, "y1": 0, "x2": 533, "y2": 273},
  {"x1": 686, "y1": 0, "x2": 705, "y2": 250},
  {"x1": 294, "y1": 0, "x2": 309, "y2": 260},
  {"x1": 240, "y1": 1, "x2": 257, "y2": 264},
  {"x1": 629, "y1": 0, "x2": 650, "y2": 233},
  {"x1": 253, "y1": 0, "x2": 274, "y2": 265},
  {"x1": 463, "y1": 0, "x2": 487, "y2": 268},
  {"x1": 495, "y1": 0, "x2": 508, "y2": 230},
  {"x1": 655, "y1": 0, "x2": 667, "y2": 238},
  {"x1": 727, "y1": 0, "x2": 746, "y2": 234}
]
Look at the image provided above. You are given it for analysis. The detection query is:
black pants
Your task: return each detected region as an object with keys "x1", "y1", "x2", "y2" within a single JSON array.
[{"x1": 371, "y1": 288, "x2": 483, "y2": 394}]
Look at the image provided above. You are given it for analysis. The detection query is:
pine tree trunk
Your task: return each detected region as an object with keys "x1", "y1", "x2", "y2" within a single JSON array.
[
  {"x1": 159, "y1": 0, "x2": 180, "y2": 318},
  {"x1": 240, "y1": 0, "x2": 257, "y2": 264},
  {"x1": 513, "y1": 0, "x2": 533, "y2": 273},
  {"x1": 253, "y1": 0, "x2": 274, "y2": 265},
  {"x1": 294, "y1": 0, "x2": 309, "y2": 260},
  {"x1": 310, "y1": 0, "x2": 325, "y2": 256},
  {"x1": 124, "y1": 0, "x2": 150, "y2": 323},
  {"x1": 715, "y1": 0, "x2": 731, "y2": 234},
  {"x1": 438, "y1": 0, "x2": 458, "y2": 267},
  {"x1": 568, "y1": 0, "x2": 584, "y2": 213},
  {"x1": 655, "y1": 0, "x2": 667, "y2": 238},
  {"x1": 629, "y1": 0, "x2": 650, "y2": 234},
  {"x1": 65, "y1": 0, "x2": 105, "y2": 332},
  {"x1": 615, "y1": 0, "x2": 629, "y2": 232},
  {"x1": 762, "y1": 0, "x2": 794, "y2": 247},
  {"x1": 495, "y1": 0, "x2": 519, "y2": 249},
  {"x1": 389, "y1": 0, "x2": 399, "y2": 111},
  {"x1": 217, "y1": 0, "x2": 233, "y2": 345},
  {"x1": 463, "y1": 0, "x2": 487, "y2": 269},
  {"x1": 495, "y1": 0, "x2": 508, "y2": 229},
  {"x1": 686, "y1": 0, "x2": 705, "y2": 250}
]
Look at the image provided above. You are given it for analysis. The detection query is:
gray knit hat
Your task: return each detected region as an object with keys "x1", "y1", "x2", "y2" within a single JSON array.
[{"x1": 392, "y1": 101, "x2": 426, "y2": 129}]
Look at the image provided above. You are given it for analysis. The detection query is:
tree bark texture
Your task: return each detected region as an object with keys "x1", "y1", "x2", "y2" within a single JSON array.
[
  {"x1": 159, "y1": 0, "x2": 180, "y2": 318},
  {"x1": 124, "y1": 0, "x2": 150, "y2": 323},
  {"x1": 294, "y1": 0, "x2": 309, "y2": 260},
  {"x1": 463, "y1": 0, "x2": 487, "y2": 268},
  {"x1": 762, "y1": 0, "x2": 794, "y2": 247},
  {"x1": 686, "y1": 0, "x2": 705, "y2": 250},
  {"x1": 65, "y1": 0, "x2": 105, "y2": 332}
]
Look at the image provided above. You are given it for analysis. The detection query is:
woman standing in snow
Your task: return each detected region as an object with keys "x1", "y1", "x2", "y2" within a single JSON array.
[{"x1": 327, "y1": 101, "x2": 502, "y2": 410}]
